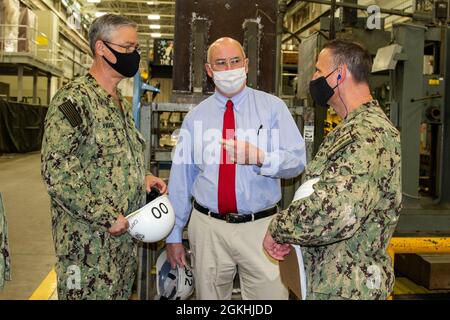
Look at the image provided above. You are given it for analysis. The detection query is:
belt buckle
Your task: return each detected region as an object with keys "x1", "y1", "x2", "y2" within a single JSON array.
[
  {"x1": 225, "y1": 214, "x2": 243, "y2": 223},
  {"x1": 225, "y1": 213, "x2": 234, "y2": 223}
]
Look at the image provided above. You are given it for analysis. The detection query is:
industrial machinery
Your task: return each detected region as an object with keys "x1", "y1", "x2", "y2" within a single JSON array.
[
  {"x1": 372, "y1": 20, "x2": 450, "y2": 234},
  {"x1": 290, "y1": 0, "x2": 450, "y2": 295},
  {"x1": 292, "y1": 0, "x2": 450, "y2": 235}
]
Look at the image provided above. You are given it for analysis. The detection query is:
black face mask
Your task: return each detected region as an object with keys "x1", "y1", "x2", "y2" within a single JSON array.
[
  {"x1": 309, "y1": 68, "x2": 339, "y2": 107},
  {"x1": 103, "y1": 41, "x2": 140, "y2": 78}
]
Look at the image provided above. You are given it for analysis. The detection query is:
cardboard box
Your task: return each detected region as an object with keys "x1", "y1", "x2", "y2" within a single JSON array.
[{"x1": 279, "y1": 245, "x2": 304, "y2": 300}]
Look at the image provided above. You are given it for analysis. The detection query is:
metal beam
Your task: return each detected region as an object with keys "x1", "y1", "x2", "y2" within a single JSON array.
[
  {"x1": 17, "y1": 65, "x2": 24, "y2": 103},
  {"x1": 100, "y1": 0, "x2": 175, "y2": 3},
  {"x1": 282, "y1": 0, "x2": 418, "y2": 43},
  {"x1": 441, "y1": 26, "x2": 450, "y2": 203},
  {"x1": 137, "y1": 24, "x2": 174, "y2": 28},
  {"x1": 394, "y1": 24, "x2": 426, "y2": 198},
  {"x1": 47, "y1": 74, "x2": 52, "y2": 105},
  {"x1": 100, "y1": 12, "x2": 175, "y2": 18},
  {"x1": 388, "y1": 237, "x2": 450, "y2": 265},
  {"x1": 138, "y1": 32, "x2": 174, "y2": 37},
  {"x1": 32, "y1": 68, "x2": 38, "y2": 104},
  {"x1": 282, "y1": 9, "x2": 330, "y2": 43},
  {"x1": 276, "y1": 1, "x2": 287, "y2": 95},
  {"x1": 244, "y1": 20, "x2": 260, "y2": 90},
  {"x1": 329, "y1": 0, "x2": 337, "y2": 40},
  {"x1": 293, "y1": 0, "x2": 414, "y2": 18},
  {"x1": 286, "y1": 0, "x2": 308, "y2": 18}
]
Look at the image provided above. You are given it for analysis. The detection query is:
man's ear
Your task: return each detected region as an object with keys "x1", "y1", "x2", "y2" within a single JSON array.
[
  {"x1": 97, "y1": 40, "x2": 116, "y2": 64},
  {"x1": 205, "y1": 63, "x2": 213, "y2": 78},
  {"x1": 95, "y1": 40, "x2": 105, "y2": 57},
  {"x1": 244, "y1": 57, "x2": 249, "y2": 74},
  {"x1": 337, "y1": 65, "x2": 347, "y2": 82}
]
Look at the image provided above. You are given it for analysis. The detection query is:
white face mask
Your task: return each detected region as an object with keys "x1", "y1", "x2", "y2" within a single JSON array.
[{"x1": 212, "y1": 67, "x2": 247, "y2": 96}]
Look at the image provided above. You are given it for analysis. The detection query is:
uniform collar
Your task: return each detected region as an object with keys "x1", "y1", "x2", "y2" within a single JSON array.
[
  {"x1": 342, "y1": 100, "x2": 379, "y2": 123},
  {"x1": 85, "y1": 73, "x2": 124, "y2": 101},
  {"x1": 214, "y1": 86, "x2": 249, "y2": 111}
]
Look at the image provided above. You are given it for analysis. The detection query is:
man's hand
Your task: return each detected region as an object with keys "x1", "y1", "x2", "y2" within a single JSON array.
[
  {"x1": 263, "y1": 231, "x2": 291, "y2": 261},
  {"x1": 221, "y1": 139, "x2": 265, "y2": 166},
  {"x1": 166, "y1": 243, "x2": 187, "y2": 268},
  {"x1": 108, "y1": 215, "x2": 129, "y2": 236},
  {"x1": 145, "y1": 175, "x2": 167, "y2": 194}
]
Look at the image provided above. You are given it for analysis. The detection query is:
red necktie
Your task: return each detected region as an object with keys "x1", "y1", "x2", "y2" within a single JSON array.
[{"x1": 217, "y1": 99, "x2": 237, "y2": 215}]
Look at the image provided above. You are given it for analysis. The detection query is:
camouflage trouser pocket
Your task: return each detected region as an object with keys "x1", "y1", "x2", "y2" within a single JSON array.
[
  {"x1": 55, "y1": 249, "x2": 136, "y2": 300},
  {"x1": 55, "y1": 253, "x2": 105, "y2": 300},
  {"x1": 62, "y1": 237, "x2": 102, "y2": 268}
]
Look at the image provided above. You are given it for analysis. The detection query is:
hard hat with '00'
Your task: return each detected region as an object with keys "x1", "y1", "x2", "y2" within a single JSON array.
[{"x1": 126, "y1": 194, "x2": 175, "y2": 243}]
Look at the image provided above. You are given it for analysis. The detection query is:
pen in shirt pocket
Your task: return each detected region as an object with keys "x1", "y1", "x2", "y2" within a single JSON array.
[{"x1": 257, "y1": 124, "x2": 263, "y2": 136}]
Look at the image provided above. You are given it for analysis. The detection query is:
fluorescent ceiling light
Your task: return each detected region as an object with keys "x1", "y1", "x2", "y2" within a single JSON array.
[
  {"x1": 147, "y1": 1, "x2": 155, "y2": 4},
  {"x1": 95, "y1": 12, "x2": 106, "y2": 17},
  {"x1": 150, "y1": 33, "x2": 162, "y2": 38},
  {"x1": 149, "y1": 24, "x2": 161, "y2": 29},
  {"x1": 148, "y1": 14, "x2": 160, "y2": 20},
  {"x1": 87, "y1": 0, "x2": 102, "y2": 3}
]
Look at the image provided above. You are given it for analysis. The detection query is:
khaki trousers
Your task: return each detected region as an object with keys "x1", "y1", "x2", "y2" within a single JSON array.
[{"x1": 187, "y1": 208, "x2": 288, "y2": 300}]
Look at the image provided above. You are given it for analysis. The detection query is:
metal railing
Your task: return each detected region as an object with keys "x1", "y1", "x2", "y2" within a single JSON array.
[
  {"x1": 0, "y1": 24, "x2": 92, "y2": 76},
  {"x1": 387, "y1": 237, "x2": 450, "y2": 299},
  {"x1": 0, "y1": 24, "x2": 61, "y2": 67},
  {"x1": 388, "y1": 237, "x2": 450, "y2": 264}
]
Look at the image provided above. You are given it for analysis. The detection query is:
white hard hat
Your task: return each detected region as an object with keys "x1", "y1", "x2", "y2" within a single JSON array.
[
  {"x1": 126, "y1": 194, "x2": 175, "y2": 243},
  {"x1": 156, "y1": 250, "x2": 195, "y2": 300}
]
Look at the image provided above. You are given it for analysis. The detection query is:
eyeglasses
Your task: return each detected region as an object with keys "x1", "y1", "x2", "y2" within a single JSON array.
[
  {"x1": 210, "y1": 57, "x2": 244, "y2": 70},
  {"x1": 104, "y1": 41, "x2": 141, "y2": 54}
]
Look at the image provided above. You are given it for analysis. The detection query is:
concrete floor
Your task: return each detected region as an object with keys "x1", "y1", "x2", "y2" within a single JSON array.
[
  {"x1": 3, "y1": 153, "x2": 447, "y2": 300},
  {"x1": 0, "y1": 152, "x2": 55, "y2": 300}
]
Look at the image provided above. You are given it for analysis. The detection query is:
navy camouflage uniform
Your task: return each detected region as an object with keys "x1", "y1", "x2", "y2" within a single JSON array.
[
  {"x1": 0, "y1": 193, "x2": 11, "y2": 291},
  {"x1": 41, "y1": 74, "x2": 146, "y2": 300},
  {"x1": 269, "y1": 101, "x2": 402, "y2": 300}
]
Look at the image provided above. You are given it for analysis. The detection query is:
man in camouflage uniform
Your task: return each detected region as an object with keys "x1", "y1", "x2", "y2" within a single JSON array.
[
  {"x1": 0, "y1": 193, "x2": 11, "y2": 291},
  {"x1": 264, "y1": 40, "x2": 402, "y2": 300},
  {"x1": 41, "y1": 14, "x2": 166, "y2": 300}
]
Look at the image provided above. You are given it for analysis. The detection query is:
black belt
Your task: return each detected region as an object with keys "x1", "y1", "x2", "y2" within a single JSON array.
[{"x1": 193, "y1": 200, "x2": 278, "y2": 223}]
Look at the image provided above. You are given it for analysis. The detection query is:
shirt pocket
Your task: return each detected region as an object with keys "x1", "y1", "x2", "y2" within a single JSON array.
[
  {"x1": 94, "y1": 126, "x2": 128, "y2": 155},
  {"x1": 91, "y1": 127, "x2": 130, "y2": 192}
]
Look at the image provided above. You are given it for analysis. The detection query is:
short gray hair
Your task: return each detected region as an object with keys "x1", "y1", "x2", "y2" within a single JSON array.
[
  {"x1": 323, "y1": 39, "x2": 372, "y2": 84},
  {"x1": 88, "y1": 14, "x2": 137, "y2": 55}
]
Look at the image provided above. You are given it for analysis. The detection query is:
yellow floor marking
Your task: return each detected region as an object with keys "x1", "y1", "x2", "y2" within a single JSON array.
[{"x1": 29, "y1": 268, "x2": 57, "y2": 300}]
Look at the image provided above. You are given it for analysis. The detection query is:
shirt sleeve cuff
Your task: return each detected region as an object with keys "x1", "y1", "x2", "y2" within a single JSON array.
[
  {"x1": 268, "y1": 214, "x2": 284, "y2": 243},
  {"x1": 165, "y1": 226, "x2": 183, "y2": 243}
]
